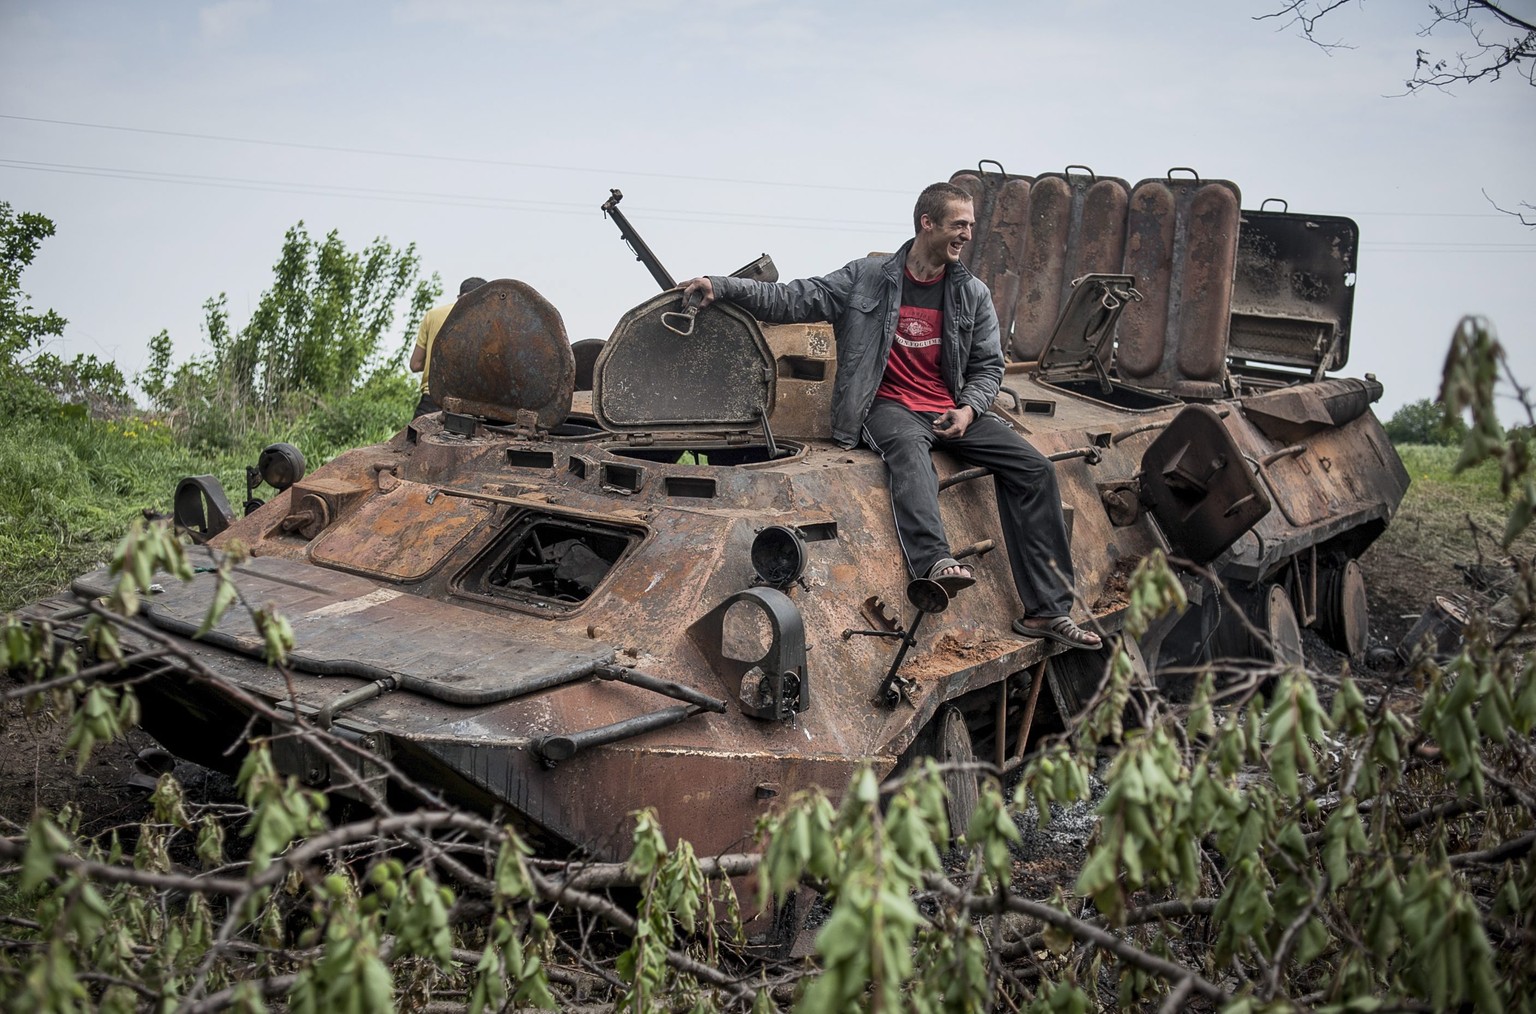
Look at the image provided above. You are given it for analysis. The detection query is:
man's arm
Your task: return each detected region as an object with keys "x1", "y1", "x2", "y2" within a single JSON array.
[
  {"x1": 409, "y1": 342, "x2": 426, "y2": 373},
  {"x1": 953, "y1": 288, "x2": 1003, "y2": 418},
  {"x1": 680, "y1": 260, "x2": 863, "y2": 326}
]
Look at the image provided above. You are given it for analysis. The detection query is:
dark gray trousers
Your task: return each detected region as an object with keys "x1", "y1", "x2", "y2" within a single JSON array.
[{"x1": 861, "y1": 397, "x2": 1075, "y2": 618}]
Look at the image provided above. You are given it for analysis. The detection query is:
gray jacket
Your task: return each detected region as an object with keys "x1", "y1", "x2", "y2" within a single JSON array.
[{"x1": 709, "y1": 239, "x2": 1003, "y2": 449}]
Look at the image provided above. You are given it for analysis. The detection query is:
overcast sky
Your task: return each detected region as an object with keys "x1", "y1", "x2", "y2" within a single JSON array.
[{"x1": 2, "y1": 1, "x2": 1532, "y2": 422}]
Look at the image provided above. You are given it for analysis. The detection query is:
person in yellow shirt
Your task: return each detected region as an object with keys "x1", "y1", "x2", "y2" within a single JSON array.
[{"x1": 409, "y1": 276, "x2": 486, "y2": 418}]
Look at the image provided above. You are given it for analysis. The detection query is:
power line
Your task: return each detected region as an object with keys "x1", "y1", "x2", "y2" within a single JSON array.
[
  {"x1": 5, "y1": 113, "x2": 1522, "y2": 222},
  {"x1": 0, "y1": 112, "x2": 914, "y2": 196},
  {"x1": 1366, "y1": 243, "x2": 1536, "y2": 249},
  {"x1": 1347, "y1": 211, "x2": 1509, "y2": 219},
  {"x1": 0, "y1": 159, "x2": 896, "y2": 234},
  {"x1": 11, "y1": 159, "x2": 1526, "y2": 253}
]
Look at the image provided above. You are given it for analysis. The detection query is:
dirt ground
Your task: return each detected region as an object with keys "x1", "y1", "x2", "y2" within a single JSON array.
[{"x1": 0, "y1": 706, "x2": 158, "y2": 838}]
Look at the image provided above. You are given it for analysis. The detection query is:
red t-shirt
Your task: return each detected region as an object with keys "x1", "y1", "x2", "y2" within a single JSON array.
[{"x1": 875, "y1": 268, "x2": 953, "y2": 413}]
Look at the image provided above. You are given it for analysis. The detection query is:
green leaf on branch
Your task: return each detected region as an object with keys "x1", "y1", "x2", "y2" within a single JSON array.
[{"x1": 237, "y1": 742, "x2": 328, "y2": 872}]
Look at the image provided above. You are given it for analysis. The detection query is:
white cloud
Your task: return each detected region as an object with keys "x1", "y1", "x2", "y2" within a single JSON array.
[{"x1": 198, "y1": 0, "x2": 271, "y2": 43}]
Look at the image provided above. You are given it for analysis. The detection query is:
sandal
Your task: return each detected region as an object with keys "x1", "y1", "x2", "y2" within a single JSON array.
[
  {"x1": 1011, "y1": 615, "x2": 1103, "y2": 650},
  {"x1": 926, "y1": 557, "x2": 975, "y2": 594}
]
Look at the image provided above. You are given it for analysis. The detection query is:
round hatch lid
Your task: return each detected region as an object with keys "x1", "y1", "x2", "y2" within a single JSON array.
[
  {"x1": 593, "y1": 292, "x2": 775, "y2": 431},
  {"x1": 429, "y1": 279, "x2": 574, "y2": 428}
]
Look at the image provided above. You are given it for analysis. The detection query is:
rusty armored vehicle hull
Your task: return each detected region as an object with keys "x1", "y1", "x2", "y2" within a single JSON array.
[{"x1": 29, "y1": 164, "x2": 1408, "y2": 866}]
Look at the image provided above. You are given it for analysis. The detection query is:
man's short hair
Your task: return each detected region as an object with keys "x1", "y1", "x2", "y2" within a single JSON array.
[
  {"x1": 459, "y1": 276, "x2": 488, "y2": 296},
  {"x1": 913, "y1": 183, "x2": 974, "y2": 235}
]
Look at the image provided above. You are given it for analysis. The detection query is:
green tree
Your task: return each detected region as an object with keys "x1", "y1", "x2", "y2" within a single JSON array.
[
  {"x1": 0, "y1": 201, "x2": 68, "y2": 417},
  {"x1": 141, "y1": 222, "x2": 441, "y2": 448},
  {"x1": 0, "y1": 200, "x2": 66, "y2": 365},
  {"x1": 1384, "y1": 396, "x2": 1470, "y2": 445},
  {"x1": 0, "y1": 202, "x2": 126, "y2": 418}
]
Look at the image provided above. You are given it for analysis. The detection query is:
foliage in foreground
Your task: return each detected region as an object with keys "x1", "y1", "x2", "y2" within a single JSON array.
[
  {"x1": 2, "y1": 542, "x2": 1533, "y2": 1008},
  {"x1": 0, "y1": 316, "x2": 1532, "y2": 1011}
]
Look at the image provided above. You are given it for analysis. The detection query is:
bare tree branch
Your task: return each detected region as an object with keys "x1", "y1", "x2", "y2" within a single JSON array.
[
  {"x1": 1482, "y1": 187, "x2": 1536, "y2": 227},
  {"x1": 1257, "y1": 1, "x2": 1536, "y2": 90},
  {"x1": 1254, "y1": 0, "x2": 1361, "y2": 52},
  {"x1": 925, "y1": 875, "x2": 1232, "y2": 1004}
]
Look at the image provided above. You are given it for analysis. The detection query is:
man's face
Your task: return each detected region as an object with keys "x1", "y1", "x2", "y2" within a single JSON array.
[{"x1": 920, "y1": 199, "x2": 975, "y2": 263}]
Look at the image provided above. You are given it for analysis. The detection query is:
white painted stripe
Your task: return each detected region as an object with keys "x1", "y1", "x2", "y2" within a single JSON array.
[{"x1": 306, "y1": 588, "x2": 403, "y2": 619}]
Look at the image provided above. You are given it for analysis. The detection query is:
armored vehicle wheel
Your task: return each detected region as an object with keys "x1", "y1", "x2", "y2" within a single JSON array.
[
  {"x1": 1317, "y1": 559, "x2": 1369, "y2": 660},
  {"x1": 934, "y1": 704, "x2": 979, "y2": 841},
  {"x1": 1264, "y1": 584, "x2": 1304, "y2": 668}
]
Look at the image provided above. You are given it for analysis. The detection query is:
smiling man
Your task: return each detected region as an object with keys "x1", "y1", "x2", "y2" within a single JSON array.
[{"x1": 679, "y1": 182, "x2": 1100, "y2": 650}]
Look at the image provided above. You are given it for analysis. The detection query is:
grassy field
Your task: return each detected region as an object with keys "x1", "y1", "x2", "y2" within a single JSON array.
[
  {"x1": 1361, "y1": 443, "x2": 1536, "y2": 639},
  {"x1": 0, "y1": 378, "x2": 415, "y2": 613}
]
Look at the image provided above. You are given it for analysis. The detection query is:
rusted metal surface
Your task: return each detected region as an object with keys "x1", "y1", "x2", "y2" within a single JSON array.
[
  {"x1": 1318, "y1": 559, "x2": 1370, "y2": 659},
  {"x1": 32, "y1": 161, "x2": 1416, "y2": 880},
  {"x1": 933, "y1": 705, "x2": 978, "y2": 834},
  {"x1": 571, "y1": 338, "x2": 606, "y2": 392},
  {"x1": 1119, "y1": 173, "x2": 1242, "y2": 393},
  {"x1": 1263, "y1": 584, "x2": 1305, "y2": 666},
  {"x1": 594, "y1": 292, "x2": 775, "y2": 431},
  {"x1": 1232, "y1": 207, "x2": 1358, "y2": 372},
  {"x1": 1225, "y1": 404, "x2": 1409, "y2": 576},
  {"x1": 1034, "y1": 274, "x2": 1140, "y2": 389},
  {"x1": 971, "y1": 176, "x2": 1033, "y2": 335},
  {"x1": 1013, "y1": 171, "x2": 1132, "y2": 363},
  {"x1": 309, "y1": 479, "x2": 488, "y2": 580},
  {"x1": 951, "y1": 167, "x2": 1131, "y2": 363},
  {"x1": 761, "y1": 322, "x2": 836, "y2": 440},
  {"x1": 430, "y1": 279, "x2": 575, "y2": 428},
  {"x1": 74, "y1": 549, "x2": 616, "y2": 705},
  {"x1": 173, "y1": 475, "x2": 234, "y2": 541},
  {"x1": 1140, "y1": 404, "x2": 1272, "y2": 563},
  {"x1": 1239, "y1": 376, "x2": 1382, "y2": 443}
]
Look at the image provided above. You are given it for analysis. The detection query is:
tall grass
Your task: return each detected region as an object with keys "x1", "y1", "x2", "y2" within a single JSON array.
[
  {"x1": 2, "y1": 215, "x2": 434, "y2": 612},
  {"x1": 0, "y1": 375, "x2": 416, "y2": 612},
  {"x1": 1397, "y1": 443, "x2": 1532, "y2": 519}
]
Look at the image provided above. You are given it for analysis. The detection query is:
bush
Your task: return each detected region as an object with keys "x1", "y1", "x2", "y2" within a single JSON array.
[
  {"x1": 1384, "y1": 397, "x2": 1469, "y2": 445},
  {"x1": 285, "y1": 368, "x2": 418, "y2": 451},
  {"x1": 140, "y1": 223, "x2": 439, "y2": 452}
]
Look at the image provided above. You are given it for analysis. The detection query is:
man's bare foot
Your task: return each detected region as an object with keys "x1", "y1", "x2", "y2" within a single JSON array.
[{"x1": 925, "y1": 557, "x2": 975, "y2": 593}]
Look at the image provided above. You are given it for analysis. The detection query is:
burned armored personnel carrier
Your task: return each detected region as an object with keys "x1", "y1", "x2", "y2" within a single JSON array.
[{"x1": 32, "y1": 164, "x2": 1407, "y2": 861}]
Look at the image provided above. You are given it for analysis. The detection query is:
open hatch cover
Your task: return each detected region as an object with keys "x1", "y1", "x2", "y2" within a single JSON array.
[
  {"x1": 1034, "y1": 273, "x2": 1140, "y2": 390},
  {"x1": 430, "y1": 279, "x2": 575, "y2": 428},
  {"x1": 1232, "y1": 208, "x2": 1358, "y2": 373},
  {"x1": 592, "y1": 291, "x2": 775, "y2": 432}
]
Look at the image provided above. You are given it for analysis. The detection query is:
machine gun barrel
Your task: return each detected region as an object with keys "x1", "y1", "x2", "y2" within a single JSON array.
[{"x1": 601, "y1": 189, "x2": 676, "y2": 291}]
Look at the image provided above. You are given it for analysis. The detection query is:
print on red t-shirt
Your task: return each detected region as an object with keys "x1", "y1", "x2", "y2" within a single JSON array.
[{"x1": 875, "y1": 269, "x2": 954, "y2": 413}]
